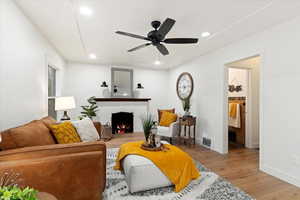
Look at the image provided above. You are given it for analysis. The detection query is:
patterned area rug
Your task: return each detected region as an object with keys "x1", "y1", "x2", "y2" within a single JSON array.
[{"x1": 104, "y1": 148, "x2": 254, "y2": 200}]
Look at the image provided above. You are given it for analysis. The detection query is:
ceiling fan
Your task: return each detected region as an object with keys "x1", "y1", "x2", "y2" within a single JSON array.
[{"x1": 116, "y1": 18, "x2": 198, "y2": 56}]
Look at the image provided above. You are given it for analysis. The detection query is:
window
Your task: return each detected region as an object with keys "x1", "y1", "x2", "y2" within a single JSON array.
[{"x1": 48, "y1": 66, "x2": 57, "y2": 119}]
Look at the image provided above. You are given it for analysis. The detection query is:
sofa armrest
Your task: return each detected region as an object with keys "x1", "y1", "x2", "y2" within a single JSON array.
[
  {"x1": 0, "y1": 142, "x2": 106, "y2": 200},
  {"x1": 0, "y1": 141, "x2": 106, "y2": 161}
]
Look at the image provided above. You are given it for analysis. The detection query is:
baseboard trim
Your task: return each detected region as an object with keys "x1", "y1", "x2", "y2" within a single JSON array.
[
  {"x1": 261, "y1": 164, "x2": 300, "y2": 188},
  {"x1": 250, "y1": 143, "x2": 259, "y2": 149}
]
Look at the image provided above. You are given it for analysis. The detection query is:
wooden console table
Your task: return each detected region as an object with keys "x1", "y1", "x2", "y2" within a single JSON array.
[{"x1": 179, "y1": 116, "x2": 196, "y2": 146}]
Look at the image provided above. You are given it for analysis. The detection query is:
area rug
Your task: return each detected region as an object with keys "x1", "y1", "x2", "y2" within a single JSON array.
[{"x1": 103, "y1": 148, "x2": 254, "y2": 200}]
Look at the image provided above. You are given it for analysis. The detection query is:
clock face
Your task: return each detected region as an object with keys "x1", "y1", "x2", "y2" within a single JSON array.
[{"x1": 176, "y1": 72, "x2": 194, "y2": 100}]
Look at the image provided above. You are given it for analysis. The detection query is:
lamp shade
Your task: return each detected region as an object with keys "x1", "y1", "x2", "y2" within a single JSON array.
[{"x1": 55, "y1": 96, "x2": 76, "y2": 111}]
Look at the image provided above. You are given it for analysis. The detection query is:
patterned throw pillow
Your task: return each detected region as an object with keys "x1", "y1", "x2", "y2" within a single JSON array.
[
  {"x1": 71, "y1": 118, "x2": 100, "y2": 142},
  {"x1": 159, "y1": 111, "x2": 178, "y2": 127},
  {"x1": 50, "y1": 122, "x2": 81, "y2": 144}
]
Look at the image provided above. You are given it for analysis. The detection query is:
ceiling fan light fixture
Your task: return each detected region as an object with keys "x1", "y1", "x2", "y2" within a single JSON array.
[
  {"x1": 201, "y1": 32, "x2": 211, "y2": 38},
  {"x1": 79, "y1": 6, "x2": 93, "y2": 16},
  {"x1": 89, "y1": 53, "x2": 97, "y2": 59}
]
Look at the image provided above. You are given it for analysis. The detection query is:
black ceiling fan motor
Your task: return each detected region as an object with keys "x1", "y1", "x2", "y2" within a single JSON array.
[
  {"x1": 115, "y1": 18, "x2": 198, "y2": 56},
  {"x1": 151, "y1": 20, "x2": 161, "y2": 30}
]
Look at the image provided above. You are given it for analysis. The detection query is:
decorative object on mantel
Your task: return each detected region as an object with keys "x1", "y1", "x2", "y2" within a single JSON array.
[
  {"x1": 137, "y1": 83, "x2": 144, "y2": 89},
  {"x1": 101, "y1": 81, "x2": 108, "y2": 87},
  {"x1": 55, "y1": 96, "x2": 76, "y2": 121},
  {"x1": 141, "y1": 114, "x2": 155, "y2": 141},
  {"x1": 113, "y1": 85, "x2": 118, "y2": 93},
  {"x1": 134, "y1": 83, "x2": 144, "y2": 97},
  {"x1": 79, "y1": 96, "x2": 99, "y2": 120},
  {"x1": 100, "y1": 81, "x2": 110, "y2": 97}
]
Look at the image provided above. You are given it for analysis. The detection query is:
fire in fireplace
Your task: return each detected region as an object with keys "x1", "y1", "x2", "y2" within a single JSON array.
[{"x1": 111, "y1": 112, "x2": 134, "y2": 134}]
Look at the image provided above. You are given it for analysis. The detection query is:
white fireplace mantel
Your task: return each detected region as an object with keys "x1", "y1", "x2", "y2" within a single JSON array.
[{"x1": 95, "y1": 98, "x2": 151, "y2": 132}]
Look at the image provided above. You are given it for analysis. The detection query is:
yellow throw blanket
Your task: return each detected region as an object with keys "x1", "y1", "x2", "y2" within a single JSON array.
[{"x1": 114, "y1": 141, "x2": 200, "y2": 192}]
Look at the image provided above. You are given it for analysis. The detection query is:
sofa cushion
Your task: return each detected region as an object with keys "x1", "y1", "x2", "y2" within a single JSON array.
[
  {"x1": 49, "y1": 122, "x2": 81, "y2": 144},
  {"x1": 72, "y1": 118, "x2": 100, "y2": 142},
  {"x1": 8, "y1": 120, "x2": 56, "y2": 149}
]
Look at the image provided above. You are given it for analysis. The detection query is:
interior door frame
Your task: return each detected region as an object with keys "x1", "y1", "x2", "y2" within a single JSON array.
[{"x1": 223, "y1": 54, "x2": 262, "y2": 154}]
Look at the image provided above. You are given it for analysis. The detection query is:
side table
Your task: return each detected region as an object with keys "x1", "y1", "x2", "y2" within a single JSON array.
[{"x1": 179, "y1": 116, "x2": 196, "y2": 146}]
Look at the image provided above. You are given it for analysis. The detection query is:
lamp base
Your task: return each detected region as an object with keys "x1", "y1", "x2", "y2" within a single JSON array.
[{"x1": 61, "y1": 111, "x2": 70, "y2": 121}]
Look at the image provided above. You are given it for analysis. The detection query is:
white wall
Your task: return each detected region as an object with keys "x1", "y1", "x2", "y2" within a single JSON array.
[
  {"x1": 168, "y1": 15, "x2": 300, "y2": 187},
  {"x1": 63, "y1": 62, "x2": 170, "y2": 126},
  {"x1": 228, "y1": 68, "x2": 248, "y2": 98},
  {"x1": 0, "y1": 0, "x2": 65, "y2": 130}
]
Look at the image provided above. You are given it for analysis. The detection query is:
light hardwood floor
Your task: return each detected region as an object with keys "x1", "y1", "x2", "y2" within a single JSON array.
[{"x1": 105, "y1": 132, "x2": 300, "y2": 200}]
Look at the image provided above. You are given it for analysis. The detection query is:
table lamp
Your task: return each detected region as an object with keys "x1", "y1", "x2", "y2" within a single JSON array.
[{"x1": 55, "y1": 96, "x2": 76, "y2": 121}]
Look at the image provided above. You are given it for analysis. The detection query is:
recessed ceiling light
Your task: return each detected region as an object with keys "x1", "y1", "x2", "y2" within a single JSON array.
[
  {"x1": 154, "y1": 60, "x2": 161, "y2": 65},
  {"x1": 79, "y1": 6, "x2": 93, "y2": 16},
  {"x1": 89, "y1": 53, "x2": 97, "y2": 59},
  {"x1": 201, "y1": 32, "x2": 211, "y2": 38}
]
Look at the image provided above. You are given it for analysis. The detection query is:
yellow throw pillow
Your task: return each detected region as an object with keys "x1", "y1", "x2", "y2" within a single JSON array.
[
  {"x1": 50, "y1": 122, "x2": 81, "y2": 144},
  {"x1": 159, "y1": 111, "x2": 177, "y2": 127}
]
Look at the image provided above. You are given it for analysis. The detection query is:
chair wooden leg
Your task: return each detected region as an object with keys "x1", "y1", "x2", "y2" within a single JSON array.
[{"x1": 170, "y1": 138, "x2": 173, "y2": 145}]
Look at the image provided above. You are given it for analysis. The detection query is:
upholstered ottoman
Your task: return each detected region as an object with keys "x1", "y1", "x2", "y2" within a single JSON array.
[{"x1": 122, "y1": 142, "x2": 173, "y2": 193}]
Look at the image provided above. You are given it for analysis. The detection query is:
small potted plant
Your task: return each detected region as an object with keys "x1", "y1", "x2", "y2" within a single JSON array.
[
  {"x1": 140, "y1": 114, "x2": 154, "y2": 141},
  {"x1": 79, "y1": 96, "x2": 99, "y2": 120},
  {"x1": 0, "y1": 171, "x2": 38, "y2": 200},
  {"x1": 182, "y1": 98, "x2": 191, "y2": 116},
  {"x1": 0, "y1": 186, "x2": 38, "y2": 200}
]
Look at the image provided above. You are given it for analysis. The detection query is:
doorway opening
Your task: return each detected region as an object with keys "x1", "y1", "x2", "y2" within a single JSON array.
[{"x1": 225, "y1": 55, "x2": 261, "y2": 152}]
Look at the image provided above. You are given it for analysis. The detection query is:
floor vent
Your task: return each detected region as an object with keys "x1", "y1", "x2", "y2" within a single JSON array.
[{"x1": 202, "y1": 137, "x2": 211, "y2": 148}]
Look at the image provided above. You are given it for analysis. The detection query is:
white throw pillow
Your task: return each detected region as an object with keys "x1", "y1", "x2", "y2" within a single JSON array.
[{"x1": 72, "y1": 118, "x2": 100, "y2": 142}]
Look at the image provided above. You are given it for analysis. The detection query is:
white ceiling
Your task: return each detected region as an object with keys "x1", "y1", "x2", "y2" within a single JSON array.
[{"x1": 15, "y1": 0, "x2": 300, "y2": 69}]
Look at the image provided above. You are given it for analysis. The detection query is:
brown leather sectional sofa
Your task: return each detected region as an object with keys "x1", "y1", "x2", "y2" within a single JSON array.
[{"x1": 0, "y1": 117, "x2": 106, "y2": 200}]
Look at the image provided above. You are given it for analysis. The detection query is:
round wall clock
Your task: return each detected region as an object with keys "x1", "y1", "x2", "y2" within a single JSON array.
[{"x1": 176, "y1": 72, "x2": 194, "y2": 100}]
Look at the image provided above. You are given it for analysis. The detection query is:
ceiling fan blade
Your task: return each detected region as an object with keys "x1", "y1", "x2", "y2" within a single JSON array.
[
  {"x1": 157, "y1": 18, "x2": 176, "y2": 39},
  {"x1": 116, "y1": 31, "x2": 150, "y2": 41},
  {"x1": 128, "y1": 43, "x2": 151, "y2": 52},
  {"x1": 164, "y1": 38, "x2": 198, "y2": 44},
  {"x1": 156, "y1": 43, "x2": 169, "y2": 56}
]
